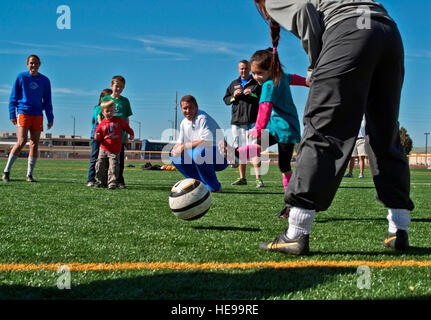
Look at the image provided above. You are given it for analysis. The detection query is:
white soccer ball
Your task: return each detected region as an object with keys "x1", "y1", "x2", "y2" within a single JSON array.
[{"x1": 169, "y1": 178, "x2": 211, "y2": 220}]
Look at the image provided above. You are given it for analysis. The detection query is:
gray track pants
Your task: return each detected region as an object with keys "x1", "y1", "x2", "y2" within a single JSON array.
[{"x1": 285, "y1": 17, "x2": 414, "y2": 212}]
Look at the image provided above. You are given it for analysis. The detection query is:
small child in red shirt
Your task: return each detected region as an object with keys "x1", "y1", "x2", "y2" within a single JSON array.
[{"x1": 94, "y1": 100, "x2": 134, "y2": 189}]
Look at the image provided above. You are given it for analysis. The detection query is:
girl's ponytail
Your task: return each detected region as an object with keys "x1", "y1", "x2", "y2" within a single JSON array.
[
  {"x1": 253, "y1": 0, "x2": 284, "y2": 85},
  {"x1": 269, "y1": 19, "x2": 284, "y2": 86}
]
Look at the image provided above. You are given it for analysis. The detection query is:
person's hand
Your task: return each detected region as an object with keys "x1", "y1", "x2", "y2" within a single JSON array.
[
  {"x1": 243, "y1": 88, "x2": 251, "y2": 95},
  {"x1": 94, "y1": 132, "x2": 102, "y2": 142},
  {"x1": 247, "y1": 129, "x2": 262, "y2": 139},
  {"x1": 171, "y1": 144, "x2": 184, "y2": 157},
  {"x1": 129, "y1": 135, "x2": 134, "y2": 141},
  {"x1": 305, "y1": 81, "x2": 311, "y2": 87},
  {"x1": 47, "y1": 122, "x2": 53, "y2": 129},
  {"x1": 10, "y1": 118, "x2": 17, "y2": 126},
  {"x1": 233, "y1": 89, "x2": 242, "y2": 97}
]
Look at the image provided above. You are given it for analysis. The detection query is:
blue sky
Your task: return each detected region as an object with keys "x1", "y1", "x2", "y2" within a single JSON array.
[{"x1": 0, "y1": 0, "x2": 430, "y2": 147}]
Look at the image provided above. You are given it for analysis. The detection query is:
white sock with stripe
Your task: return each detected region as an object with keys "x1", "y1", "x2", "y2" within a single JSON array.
[
  {"x1": 27, "y1": 157, "x2": 37, "y2": 176},
  {"x1": 387, "y1": 208, "x2": 410, "y2": 233},
  {"x1": 285, "y1": 207, "x2": 316, "y2": 239},
  {"x1": 4, "y1": 154, "x2": 17, "y2": 173}
]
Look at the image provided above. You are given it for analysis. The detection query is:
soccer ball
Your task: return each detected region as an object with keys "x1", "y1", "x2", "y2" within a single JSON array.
[{"x1": 169, "y1": 178, "x2": 211, "y2": 220}]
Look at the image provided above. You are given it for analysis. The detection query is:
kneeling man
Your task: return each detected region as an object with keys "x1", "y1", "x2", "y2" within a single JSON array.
[{"x1": 170, "y1": 95, "x2": 228, "y2": 192}]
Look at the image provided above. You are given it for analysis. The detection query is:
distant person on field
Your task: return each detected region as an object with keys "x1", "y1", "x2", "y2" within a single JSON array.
[
  {"x1": 99, "y1": 75, "x2": 133, "y2": 189},
  {"x1": 170, "y1": 95, "x2": 228, "y2": 193},
  {"x1": 345, "y1": 117, "x2": 367, "y2": 179},
  {"x1": 2, "y1": 54, "x2": 53, "y2": 183},
  {"x1": 86, "y1": 88, "x2": 112, "y2": 187},
  {"x1": 223, "y1": 60, "x2": 263, "y2": 188},
  {"x1": 94, "y1": 100, "x2": 134, "y2": 189}
]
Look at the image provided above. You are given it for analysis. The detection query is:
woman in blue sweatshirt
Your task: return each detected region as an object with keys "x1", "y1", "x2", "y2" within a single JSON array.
[{"x1": 2, "y1": 55, "x2": 54, "y2": 183}]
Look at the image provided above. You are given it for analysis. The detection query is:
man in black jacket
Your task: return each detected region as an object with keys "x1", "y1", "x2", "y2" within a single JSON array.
[{"x1": 223, "y1": 60, "x2": 263, "y2": 188}]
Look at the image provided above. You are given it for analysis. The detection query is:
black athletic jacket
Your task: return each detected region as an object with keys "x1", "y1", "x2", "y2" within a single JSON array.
[{"x1": 223, "y1": 77, "x2": 261, "y2": 126}]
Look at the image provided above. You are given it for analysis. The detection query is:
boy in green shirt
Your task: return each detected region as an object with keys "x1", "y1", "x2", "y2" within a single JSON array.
[{"x1": 99, "y1": 75, "x2": 133, "y2": 188}]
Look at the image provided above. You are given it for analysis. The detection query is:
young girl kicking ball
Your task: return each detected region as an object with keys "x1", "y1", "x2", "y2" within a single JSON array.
[{"x1": 221, "y1": 47, "x2": 308, "y2": 218}]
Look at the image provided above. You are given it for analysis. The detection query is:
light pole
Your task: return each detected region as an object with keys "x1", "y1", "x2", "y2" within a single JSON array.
[
  {"x1": 130, "y1": 120, "x2": 141, "y2": 140},
  {"x1": 425, "y1": 132, "x2": 430, "y2": 166},
  {"x1": 168, "y1": 120, "x2": 174, "y2": 141},
  {"x1": 71, "y1": 115, "x2": 76, "y2": 137},
  {"x1": 71, "y1": 115, "x2": 76, "y2": 158}
]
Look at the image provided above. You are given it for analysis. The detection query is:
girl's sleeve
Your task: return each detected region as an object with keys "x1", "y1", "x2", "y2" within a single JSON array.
[
  {"x1": 255, "y1": 102, "x2": 273, "y2": 131},
  {"x1": 290, "y1": 74, "x2": 308, "y2": 87},
  {"x1": 249, "y1": 102, "x2": 274, "y2": 138},
  {"x1": 43, "y1": 78, "x2": 54, "y2": 123},
  {"x1": 8, "y1": 75, "x2": 22, "y2": 120}
]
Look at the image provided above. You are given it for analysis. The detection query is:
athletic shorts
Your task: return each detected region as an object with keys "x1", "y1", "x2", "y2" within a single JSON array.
[
  {"x1": 17, "y1": 114, "x2": 43, "y2": 131},
  {"x1": 231, "y1": 123, "x2": 257, "y2": 148},
  {"x1": 352, "y1": 137, "x2": 366, "y2": 157}
]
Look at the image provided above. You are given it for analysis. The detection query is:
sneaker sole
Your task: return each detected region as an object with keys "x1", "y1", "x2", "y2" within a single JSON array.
[{"x1": 259, "y1": 241, "x2": 309, "y2": 255}]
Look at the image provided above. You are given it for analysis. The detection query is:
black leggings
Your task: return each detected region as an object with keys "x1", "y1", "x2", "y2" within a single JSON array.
[{"x1": 259, "y1": 134, "x2": 294, "y2": 173}]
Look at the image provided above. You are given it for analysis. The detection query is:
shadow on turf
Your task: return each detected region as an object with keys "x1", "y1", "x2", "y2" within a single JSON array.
[
  {"x1": 221, "y1": 191, "x2": 283, "y2": 195},
  {"x1": 0, "y1": 267, "x2": 356, "y2": 300},
  {"x1": 338, "y1": 186, "x2": 376, "y2": 189},
  {"x1": 192, "y1": 226, "x2": 260, "y2": 232},
  {"x1": 315, "y1": 217, "x2": 431, "y2": 224},
  {"x1": 310, "y1": 246, "x2": 431, "y2": 256}
]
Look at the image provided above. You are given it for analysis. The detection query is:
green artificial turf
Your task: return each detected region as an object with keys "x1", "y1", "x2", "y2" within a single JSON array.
[{"x1": 0, "y1": 158, "x2": 430, "y2": 300}]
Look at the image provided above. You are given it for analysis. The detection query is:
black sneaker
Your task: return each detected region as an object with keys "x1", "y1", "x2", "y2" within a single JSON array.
[
  {"x1": 382, "y1": 229, "x2": 409, "y2": 251},
  {"x1": 26, "y1": 175, "x2": 36, "y2": 182},
  {"x1": 95, "y1": 182, "x2": 107, "y2": 188},
  {"x1": 259, "y1": 231, "x2": 309, "y2": 256},
  {"x1": 231, "y1": 178, "x2": 247, "y2": 186},
  {"x1": 274, "y1": 206, "x2": 290, "y2": 219},
  {"x1": 2, "y1": 172, "x2": 10, "y2": 182}
]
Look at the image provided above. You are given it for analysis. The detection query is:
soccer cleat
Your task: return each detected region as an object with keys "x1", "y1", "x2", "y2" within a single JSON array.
[
  {"x1": 26, "y1": 175, "x2": 36, "y2": 182},
  {"x1": 87, "y1": 181, "x2": 95, "y2": 187},
  {"x1": 2, "y1": 172, "x2": 10, "y2": 182},
  {"x1": 344, "y1": 173, "x2": 353, "y2": 178},
  {"x1": 358, "y1": 174, "x2": 364, "y2": 179},
  {"x1": 274, "y1": 206, "x2": 290, "y2": 219},
  {"x1": 231, "y1": 178, "x2": 247, "y2": 186},
  {"x1": 256, "y1": 178, "x2": 264, "y2": 188},
  {"x1": 382, "y1": 229, "x2": 409, "y2": 251},
  {"x1": 108, "y1": 185, "x2": 117, "y2": 190},
  {"x1": 259, "y1": 231, "x2": 309, "y2": 255}
]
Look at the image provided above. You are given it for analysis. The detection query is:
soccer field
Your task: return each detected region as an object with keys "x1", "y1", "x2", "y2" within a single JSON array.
[{"x1": 0, "y1": 158, "x2": 430, "y2": 300}]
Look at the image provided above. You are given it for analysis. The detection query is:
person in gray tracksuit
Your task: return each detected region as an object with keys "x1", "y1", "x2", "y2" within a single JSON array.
[{"x1": 255, "y1": 0, "x2": 414, "y2": 255}]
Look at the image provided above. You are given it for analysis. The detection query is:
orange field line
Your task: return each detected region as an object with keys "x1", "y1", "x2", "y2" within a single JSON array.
[{"x1": 1, "y1": 260, "x2": 431, "y2": 271}]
